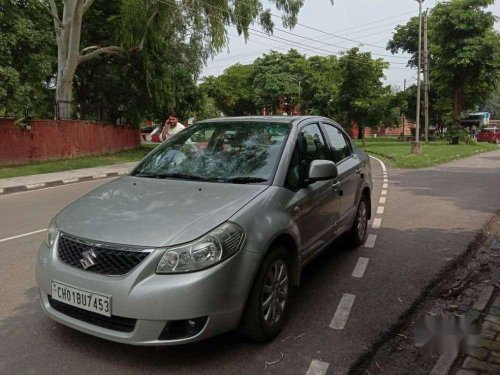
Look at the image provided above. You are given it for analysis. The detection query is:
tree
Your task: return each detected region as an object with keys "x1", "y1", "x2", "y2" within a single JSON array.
[
  {"x1": 252, "y1": 49, "x2": 306, "y2": 112},
  {"x1": 201, "y1": 64, "x2": 257, "y2": 116},
  {"x1": 388, "y1": 0, "x2": 500, "y2": 127},
  {"x1": 481, "y1": 90, "x2": 500, "y2": 118},
  {"x1": 0, "y1": 0, "x2": 55, "y2": 118},
  {"x1": 291, "y1": 55, "x2": 341, "y2": 116},
  {"x1": 38, "y1": 0, "x2": 308, "y2": 118},
  {"x1": 337, "y1": 48, "x2": 397, "y2": 145}
]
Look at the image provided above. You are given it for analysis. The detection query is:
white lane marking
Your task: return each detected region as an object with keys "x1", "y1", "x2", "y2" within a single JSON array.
[
  {"x1": 381, "y1": 189, "x2": 388, "y2": 196},
  {"x1": 364, "y1": 234, "x2": 377, "y2": 248},
  {"x1": 377, "y1": 206, "x2": 385, "y2": 214},
  {"x1": 369, "y1": 155, "x2": 387, "y2": 172},
  {"x1": 0, "y1": 188, "x2": 4, "y2": 194},
  {"x1": 383, "y1": 178, "x2": 389, "y2": 183},
  {"x1": 382, "y1": 183, "x2": 388, "y2": 189},
  {"x1": 352, "y1": 257, "x2": 369, "y2": 278},
  {"x1": 306, "y1": 360, "x2": 330, "y2": 375},
  {"x1": 93, "y1": 173, "x2": 107, "y2": 179},
  {"x1": 372, "y1": 218, "x2": 382, "y2": 229},
  {"x1": 0, "y1": 229, "x2": 46, "y2": 244},
  {"x1": 379, "y1": 197, "x2": 386, "y2": 204},
  {"x1": 330, "y1": 293, "x2": 356, "y2": 330}
]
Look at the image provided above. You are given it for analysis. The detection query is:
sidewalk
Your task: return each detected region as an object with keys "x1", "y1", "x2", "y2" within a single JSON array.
[{"x1": 0, "y1": 162, "x2": 138, "y2": 195}]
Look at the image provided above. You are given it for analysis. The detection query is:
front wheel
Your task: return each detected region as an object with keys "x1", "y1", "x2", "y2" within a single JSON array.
[
  {"x1": 347, "y1": 196, "x2": 369, "y2": 247},
  {"x1": 241, "y1": 246, "x2": 291, "y2": 342}
]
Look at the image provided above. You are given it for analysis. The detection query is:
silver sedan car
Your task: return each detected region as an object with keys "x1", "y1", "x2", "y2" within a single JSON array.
[{"x1": 36, "y1": 116, "x2": 372, "y2": 345}]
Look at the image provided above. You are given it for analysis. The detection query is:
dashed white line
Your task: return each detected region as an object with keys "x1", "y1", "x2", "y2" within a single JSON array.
[
  {"x1": 382, "y1": 183, "x2": 388, "y2": 189},
  {"x1": 372, "y1": 218, "x2": 382, "y2": 229},
  {"x1": 352, "y1": 257, "x2": 369, "y2": 278},
  {"x1": 381, "y1": 189, "x2": 387, "y2": 196},
  {"x1": 330, "y1": 293, "x2": 356, "y2": 330},
  {"x1": 377, "y1": 206, "x2": 385, "y2": 214},
  {"x1": 306, "y1": 360, "x2": 330, "y2": 375},
  {"x1": 383, "y1": 178, "x2": 389, "y2": 183},
  {"x1": 0, "y1": 229, "x2": 46, "y2": 244},
  {"x1": 364, "y1": 234, "x2": 377, "y2": 248},
  {"x1": 379, "y1": 197, "x2": 386, "y2": 204}
]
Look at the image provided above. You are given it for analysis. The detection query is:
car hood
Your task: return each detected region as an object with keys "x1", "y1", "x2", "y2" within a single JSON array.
[{"x1": 56, "y1": 176, "x2": 267, "y2": 247}]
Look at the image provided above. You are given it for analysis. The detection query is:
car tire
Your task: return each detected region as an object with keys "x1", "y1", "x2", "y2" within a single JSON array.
[
  {"x1": 241, "y1": 246, "x2": 291, "y2": 343},
  {"x1": 347, "y1": 195, "x2": 369, "y2": 248}
]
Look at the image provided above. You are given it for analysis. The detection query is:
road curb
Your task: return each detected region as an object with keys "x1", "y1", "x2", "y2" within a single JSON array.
[{"x1": 0, "y1": 170, "x2": 129, "y2": 196}]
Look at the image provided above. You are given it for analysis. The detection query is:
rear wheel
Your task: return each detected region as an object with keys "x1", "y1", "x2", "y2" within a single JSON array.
[
  {"x1": 347, "y1": 196, "x2": 369, "y2": 247},
  {"x1": 241, "y1": 246, "x2": 291, "y2": 342}
]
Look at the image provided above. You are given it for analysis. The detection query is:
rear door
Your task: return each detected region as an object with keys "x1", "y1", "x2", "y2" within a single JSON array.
[
  {"x1": 321, "y1": 122, "x2": 363, "y2": 232},
  {"x1": 285, "y1": 123, "x2": 341, "y2": 259}
]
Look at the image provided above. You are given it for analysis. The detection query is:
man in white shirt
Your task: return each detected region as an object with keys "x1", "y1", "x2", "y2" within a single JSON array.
[{"x1": 160, "y1": 112, "x2": 185, "y2": 142}]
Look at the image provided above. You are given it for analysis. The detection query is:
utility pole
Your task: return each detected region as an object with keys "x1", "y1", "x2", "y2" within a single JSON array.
[
  {"x1": 412, "y1": 0, "x2": 424, "y2": 154},
  {"x1": 423, "y1": 10, "x2": 430, "y2": 143},
  {"x1": 402, "y1": 78, "x2": 407, "y2": 139}
]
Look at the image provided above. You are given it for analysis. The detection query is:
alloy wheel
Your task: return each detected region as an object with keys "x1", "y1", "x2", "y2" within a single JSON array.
[
  {"x1": 357, "y1": 200, "x2": 368, "y2": 240},
  {"x1": 261, "y1": 260, "x2": 289, "y2": 326}
]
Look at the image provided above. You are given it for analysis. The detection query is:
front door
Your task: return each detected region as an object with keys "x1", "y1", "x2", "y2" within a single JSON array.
[
  {"x1": 321, "y1": 123, "x2": 363, "y2": 231},
  {"x1": 285, "y1": 123, "x2": 341, "y2": 260}
]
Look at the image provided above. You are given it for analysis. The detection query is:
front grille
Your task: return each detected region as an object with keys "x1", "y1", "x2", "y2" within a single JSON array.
[
  {"x1": 57, "y1": 234, "x2": 153, "y2": 276},
  {"x1": 48, "y1": 295, "x2": 136, "y2": 333}
]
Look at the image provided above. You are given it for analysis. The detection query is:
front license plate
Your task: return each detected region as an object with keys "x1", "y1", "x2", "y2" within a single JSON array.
[{"x1": 51, "y1": 280, "x2": 111, "y2": 317}]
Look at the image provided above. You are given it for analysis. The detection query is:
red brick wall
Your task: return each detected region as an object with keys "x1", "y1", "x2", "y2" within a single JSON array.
[
  {"x1": 349, "y1": 117, "x2": 415, "y2": 138},
  {"x1": 0, "y1": 119, "x2": 140, "y2": 166}
]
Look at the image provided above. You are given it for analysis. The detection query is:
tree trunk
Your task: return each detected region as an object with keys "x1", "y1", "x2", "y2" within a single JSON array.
[
  {"x1": 453, "y1": 88, "x2": 462, "y2": 125},
  {"x1": 451, "y1": 87, "x2": 463, "y2": 144}
]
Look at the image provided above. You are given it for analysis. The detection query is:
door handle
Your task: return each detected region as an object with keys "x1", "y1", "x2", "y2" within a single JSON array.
[
  {"x1": 332, "y1": 181, "x2": 343, "y2": 196},
  {"x1": 292, "y1": 206, "x2": 301, "y2": 217}
]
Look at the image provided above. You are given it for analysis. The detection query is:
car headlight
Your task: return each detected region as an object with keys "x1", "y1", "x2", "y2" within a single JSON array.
[
  {"x1": 156, "y1": 222, "x2": 245, "y2": 274},
  {"x1": 47, "y1": 218, "x2": 59, "y2": 247}
]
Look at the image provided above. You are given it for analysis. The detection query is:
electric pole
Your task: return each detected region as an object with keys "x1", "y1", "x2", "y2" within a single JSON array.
[
  {"x1": 412, "y1": 0, "x2": 424, "y2": 154},
  {"x1": 423, "y1": 10, "x2": 430, "y2": 143},
  {"x1": 402, "y1": 78, "x2": 407, "y2": 139}
]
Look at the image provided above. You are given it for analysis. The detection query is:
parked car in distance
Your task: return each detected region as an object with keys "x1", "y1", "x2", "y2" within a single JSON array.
[
  {"x1": 140, "y1": 124, "x2": 162, "y2": 143},
  {"x1": 477, "y1": 127, "x2": 500, "y2": 143},
  {"x1": 36, "y1": 116, "x2": 372, "y2": 346}
]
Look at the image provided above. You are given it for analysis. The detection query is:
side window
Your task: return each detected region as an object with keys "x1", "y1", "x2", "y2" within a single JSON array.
[
  {"x1": 285, "y1": 143, "x2": 301, "y2": 189},
  {"x1": 285, "y1": 124, "x2": 328, "y2": 189},
  {"x1": 299, "y1": 123, "x2": 329, "y2": 180},
  {"x1": 323, "y1": 124, "x2": 352, "y2": 163}
]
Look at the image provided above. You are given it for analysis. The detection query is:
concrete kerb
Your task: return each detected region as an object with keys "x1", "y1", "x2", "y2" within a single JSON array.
[
  {"x1": 350, "y1": 221, "x2": 492, "y2": 374},
  {"x1": 0, "y1": 170, "x2": 129, "y2": 196}
]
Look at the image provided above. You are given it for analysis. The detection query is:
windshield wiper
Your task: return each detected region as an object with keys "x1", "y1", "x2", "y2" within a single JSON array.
[
  {"x1": 224, "y1": 177, "x2": 268, "y2": 184},
  {"x1": 155, "y1": 173, "x2": 222, "y2": 182}
]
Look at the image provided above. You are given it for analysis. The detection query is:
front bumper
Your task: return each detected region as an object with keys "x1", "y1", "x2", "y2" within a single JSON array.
[{"x1": 35, "y1": 240, "x2": 262, "y2": 345}]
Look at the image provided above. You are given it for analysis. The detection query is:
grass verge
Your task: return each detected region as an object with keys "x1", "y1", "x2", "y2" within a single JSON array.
[
  {"x1": 354, "y1": 139, "x2": 499, "y2": 168},
  {"x1": 0, "y1": 144, "x2": 158, "y2": 179}
]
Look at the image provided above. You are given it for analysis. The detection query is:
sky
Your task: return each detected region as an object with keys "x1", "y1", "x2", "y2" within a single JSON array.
[{"x1": 201, "y1": 0, "x2": 500, "y2": 89}]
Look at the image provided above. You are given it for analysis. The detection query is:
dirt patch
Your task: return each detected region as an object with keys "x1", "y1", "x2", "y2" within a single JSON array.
[{"x1": 350, "y1": 213, "x2": 500, "y2": 375}]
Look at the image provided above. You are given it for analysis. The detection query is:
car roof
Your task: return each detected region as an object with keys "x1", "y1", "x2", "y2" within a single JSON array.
[{"x1": 196, "y1": 116, "x2": 327, "y2": 126}]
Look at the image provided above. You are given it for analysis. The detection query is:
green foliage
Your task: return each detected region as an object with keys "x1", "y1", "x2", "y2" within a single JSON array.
[
  {"x1": 481, "y1": 90, "x2": 500, "y2": 118},
  {"x1": 337, "y1": 48, "x2": 398, "y2": 136},
  {"x1": 388, "y1": 0, "x2": 500, "y2": 124},
  {"x1": 0, "y1": 0, "x2": 56, "y2": 118},
  {"x1": 201, "y1": 64, "x2": 257, "y2": 116},
  {"x1": 252, "y1": 49, "x2": 305, "y2": 110}
]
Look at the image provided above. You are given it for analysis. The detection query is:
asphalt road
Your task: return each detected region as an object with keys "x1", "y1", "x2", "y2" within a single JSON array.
[{"x1": 0, "y1": 150, "x2": 499, "y2": 374}]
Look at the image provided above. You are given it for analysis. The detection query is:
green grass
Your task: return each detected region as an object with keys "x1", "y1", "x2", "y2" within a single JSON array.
[
  {"x1": 354, "y1": 138, "x2": 499, "y2": 168},
  {"x1": 0, "y1": 144, "x2": 158, "y2": 179}
]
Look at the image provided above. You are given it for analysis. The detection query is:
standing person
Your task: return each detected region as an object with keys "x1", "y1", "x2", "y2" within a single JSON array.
[{"x1": 160, "y1": 112, "x2": 185, "y2": 142}]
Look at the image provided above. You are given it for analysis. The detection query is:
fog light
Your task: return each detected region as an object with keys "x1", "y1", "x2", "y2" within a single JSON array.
[{"x1": 158, "y1": 317, "x2": 208, "y2": 340}]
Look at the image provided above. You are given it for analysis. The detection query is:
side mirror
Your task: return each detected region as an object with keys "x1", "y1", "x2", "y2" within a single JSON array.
[{"x1": 307, "y1": 160, "x2": 338, "y2": 183}]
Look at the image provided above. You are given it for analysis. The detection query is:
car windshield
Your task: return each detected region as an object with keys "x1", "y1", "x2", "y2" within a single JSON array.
[{"x1": 131, "y1": 121, "x2": 291, "y2": 183}]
